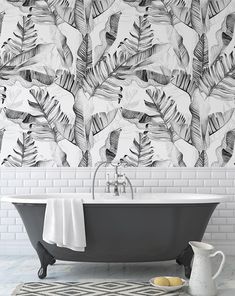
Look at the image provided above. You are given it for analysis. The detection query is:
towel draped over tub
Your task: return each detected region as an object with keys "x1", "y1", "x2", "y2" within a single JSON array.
[{"x1": 42, "y1": 198, "x2": 86, "y2": 252}]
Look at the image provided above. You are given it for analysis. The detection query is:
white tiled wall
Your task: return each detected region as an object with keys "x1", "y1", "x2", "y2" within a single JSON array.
[{"x1": 0, "y1": 168, "x2": 235, "y2": 255}]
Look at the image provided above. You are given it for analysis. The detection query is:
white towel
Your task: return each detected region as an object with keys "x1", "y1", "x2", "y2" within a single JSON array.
[{"x1": 43, "y1": 198, "x2": 86, "y2": 252}]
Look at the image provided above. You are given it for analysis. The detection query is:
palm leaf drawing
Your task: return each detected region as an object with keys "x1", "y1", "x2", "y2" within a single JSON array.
[
  {"x1": 213, "y1": 129, "x2": 235, "y2": 166},
  {"x1": 211, "y1": 13, "x2": 235, "y2": 63},
  {"x1": 208, "y1": 0, "x2": 231, "y2": 19},
  {"x1": 0, "y1": 128, "x2": 5, "y2": 153},
  {"x1": 0, "y1": 12, "x2": 5, "y2": 36},
  {"x1": 190, "y1": 0, "x2": 208, "y2": 35},
  {"x1": 193, "y1": 33, "x2": 209, "y2": 85},
  {"x1": 29, "y1": 88, "x2": 70, "y2": 142},
  {"x1": 189, "y1": 90, "x2": 210, "y2": 152},
  {"x1": 134, "y1": 67, "x2": 172, "y2": 86},
  {"x1": 74, "y1": 0, "x2": 93, "y2": 35},
  {"x1": 171, "y1": 70, "x2": 196, "y2": 97},
  {"x1": 195, "y1": 150, "x2": 208, "y2": 167},
  {"x1": 55, "y1": 70, "x2": 80, "y2": 97},
  {"x1": 73, "y1": 97, "x2": 87, "y2": 152},
  {"x1": 4, "y1": 108, "x2": 42, "y2": 126},
  {"x1": 48, "y1": 0, "x2": 75, "y2": 27},
  {"x1": 120, "y1": 15, "x2": 154, "y2": 53},
  {"x1": 199, "y1": 51, "x2": 235, "y2": 100},
  {"x1": 76, "y1": 33, "x2": 92, "y2": 85},
  {"x1": 2, "y1": 133, "x2": 39, "y2": 167},
  {"x1": 94, "y1": 11, "x2": 122, "y2": 63},
  {"x1": 0, "y1": 44, "x2": 53, "y2": 80},
  {"x1": 208, "y1": 109, "x2": 235, "y2": 136},
  {"x1": 164, "y1": 0, "x2": 191, "y2": 27},
  {"x1": 19, "y1": 69, "x2": 55, "y2": 86},
  {"x1": 2, "y1": 15, "x2": 37, "y2": 54},
  {"x1": 100, "y1": 128, "x2": 121, "y2": 162},
  {"x1": 78, "y1": 150, "x2": 91, "y2": 167},
  {"x1": 84, "y1": 15, "x2": 157, "y2": 101},
  {"x1": 92, "y1": 0, "x2": 115, "y2": 18},
  {"x1": 121, "y1": 133, "x2": 156, "y2": 167},
  {"x1": 89, "y1": 109, "x2": 118, "y2": 136},
  {"x1": 145, "y1": 88, "x2": 186, "y2": 142},
  {"x1": 0, "y1": 86, "x2": 6, "y2": 103},
  {"x1": 122, "y1": 108, "x2": 154, "y2": 129}
]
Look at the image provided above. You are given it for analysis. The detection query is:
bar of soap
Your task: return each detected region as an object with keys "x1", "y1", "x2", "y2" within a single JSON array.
[
  {"x1": 168, "y1": 277, "x2": 183, "y2": 286},
  {"x1": 153, "y1": 277, "x2": 170, "y2": 286}
]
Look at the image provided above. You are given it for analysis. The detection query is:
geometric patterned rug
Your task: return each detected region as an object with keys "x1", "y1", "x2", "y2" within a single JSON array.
[{"x1": 12, "y1": 282, "x2": 188, "y2": 295}]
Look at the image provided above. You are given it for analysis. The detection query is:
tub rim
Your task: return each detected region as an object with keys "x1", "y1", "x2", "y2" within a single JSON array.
[{"x1": 0, "y1": 193, "x2": 230, "y2": 204}]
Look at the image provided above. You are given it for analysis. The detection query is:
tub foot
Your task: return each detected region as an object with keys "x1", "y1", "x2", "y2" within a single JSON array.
[
  {"x1": 36, "y1": 242, "x2": 56, "y2": 279},
  {"x1": 176, "y1": 245, "x2": 193, "y2": 279}
]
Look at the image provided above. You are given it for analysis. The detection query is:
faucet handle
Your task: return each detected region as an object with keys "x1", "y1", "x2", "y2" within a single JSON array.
[{"x1": 122, "y1": 174, "x2": 126, "y2": 193}]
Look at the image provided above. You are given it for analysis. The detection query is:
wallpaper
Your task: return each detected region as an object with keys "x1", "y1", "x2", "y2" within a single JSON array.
[{"x1": 0, "y1": 0, "x2": 235, "y2": 167}]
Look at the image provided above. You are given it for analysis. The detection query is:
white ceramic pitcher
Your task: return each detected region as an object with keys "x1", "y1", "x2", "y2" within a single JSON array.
[{"x1": 188, "y1": 241, "x2": 225, "y2": 296}]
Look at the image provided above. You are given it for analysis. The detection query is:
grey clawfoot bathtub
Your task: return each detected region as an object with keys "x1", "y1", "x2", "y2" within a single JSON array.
[{"x1": 2, "y1": 193, "x2": 227, "y2": 279}]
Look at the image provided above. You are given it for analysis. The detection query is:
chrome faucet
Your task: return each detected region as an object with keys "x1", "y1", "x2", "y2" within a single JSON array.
[
  {"x1": 92, "y1": 161, "x2": 134, "y2": 200},
  {"x1": 106, "y1": 163, "x2": 126, "y2": 196}
]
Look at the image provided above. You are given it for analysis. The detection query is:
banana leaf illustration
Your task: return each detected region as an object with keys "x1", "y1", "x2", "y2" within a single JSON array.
[
  {"x1": 121, "y1": 108, "x2": 155, "y2": 129},
  {"x1": 28, "y1": 88, "x2": 70, "y2": 142},
  {"x1": 199, "y1": 51, "x2": 235, "y2": 100},
  {"x1": 213, "y1": 129, "x2": 235, "y2": 167},
  {"x1": 100, "y1": 128, "x2": 122, "y2": 162},
  {"x1": 84, "y1": 15, "x2": 168, "y2": 101},
  {"x1": 145, "y1": 88, "x2": 186, "y2": 142},
  {"x1": 2, "y1": 133, "x2": 39, "y2": 167},
  {"x1": 94, "y1": 11, "x2": 122, "y2": 63},
  {"x1": 0, "y1": 128, "x2": 5, "y2": 153},
  {"x1": 211, "y1": 12, "x2": 235, "y2": 63},
  {"x1": 89, "y1": 109, "x2": 118, "y2": 136},
  {"x1": 0, "y1": 11, "x2": 5, "y2": 36},
  {"x1": 121, "y1": 133, "x2": 157, "y2": 167},
  {"x1": 193, "y1": 33, "x2": 209, "y2": 85},
  {"x1": 195, "y1": 150, "x2": 209, "y2": 167},
  {"x1": 92, "y1": 0, "x2": 115, "y2": 18},
  {"x1": 76, "y1": 33, "x2": 93, "y2": 85}
]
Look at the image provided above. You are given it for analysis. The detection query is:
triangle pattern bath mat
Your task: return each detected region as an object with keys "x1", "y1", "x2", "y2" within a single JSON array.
[{"x1": 12, "y1": 281, "x2": 188, "y2": 295}]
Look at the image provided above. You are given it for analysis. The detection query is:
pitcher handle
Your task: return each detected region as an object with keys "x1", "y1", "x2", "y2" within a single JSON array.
[{"x1": 210, "y1": 251, "x2": 226, "y2": 280}]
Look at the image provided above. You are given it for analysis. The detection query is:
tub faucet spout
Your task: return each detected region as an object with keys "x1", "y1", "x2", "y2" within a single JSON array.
[{"x1": 92, "y1": 161, "x2": 134, "y2": 200}]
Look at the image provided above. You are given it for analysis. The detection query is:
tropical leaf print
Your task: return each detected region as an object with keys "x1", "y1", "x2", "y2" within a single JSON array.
[
  {"x1": 94, "y1": 11, "x2": 122, "y2": 63},
  {"x1": 76, "y1": 34, "x2": 93, "y2": 85},
  {"x1": 195, "y1": 150, "x2": 209, "y2": 167},
  {"x1": 208, "y1": 109, "x2": 235, "y2": 135},
  {"x1": 171, "y1": 70, "x2": 196, "y2": 97},
  {"x1": 29, "y1": 88, "x2": 70, "y2": 142},
  {"x1": 122, "y1": 109, "x2": 154, "y2": 129},
  {"x1": 1, "y1": 0, "x2": 235, "y2": 167},
  {"x1": 92, "y1": 0, "x2": 115, "y2": 18},
  {"x1": 145, "y1": 88, "x2": 186, "y2": 142},
  {"x1": 2, "y1": 133, "x2": 39, "y2": 167},
  {"x1": 100, "y1": 128, "x2": 122, "y2": 162},
  {"x1": 2, "y1": 15, "x2": 37, "y2": 54},
  {"x1": 208, "y1": 0, "x2": 232, "y2": 19},
  {"x1": 0, "y1": 12, "x2": 5, "y2": 36},
  {"x1": 193, "y1": 33, "x2": 209, "y2": 84},
  {"x1": 213, "y1": 129, "x2": 235, "y2": 166},
  {"x1": 0, "y1": 128, "x2": 5, "y2": 153},
  {"x1": 211, "y1": 13, "x2": 235, "y2": 62},
  {"x1": 199, "y1": 51, "x2": 235, "y2": 100},
  {"x1": 89, "y1": 109, "x2": 118, "y2": 136},
  {"x1": 121, "y1": 133, "x2": 156, "y2": 167}
]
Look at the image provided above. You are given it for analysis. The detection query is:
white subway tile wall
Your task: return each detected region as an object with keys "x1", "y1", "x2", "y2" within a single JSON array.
[{"x1": 0, "y1": 168, "x2": 234, "y2": 255}]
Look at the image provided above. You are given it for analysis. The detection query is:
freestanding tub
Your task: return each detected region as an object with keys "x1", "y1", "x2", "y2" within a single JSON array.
[{"x1": 1, "y1": 193, "x2": 228, "y2": 279}]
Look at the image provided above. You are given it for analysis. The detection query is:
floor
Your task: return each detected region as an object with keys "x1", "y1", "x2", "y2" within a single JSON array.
[{"x1": 0, "y1": 256, "x2": 234, "y2": 296}]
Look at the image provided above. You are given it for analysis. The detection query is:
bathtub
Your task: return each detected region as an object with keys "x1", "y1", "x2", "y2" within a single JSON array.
[{"x1": 1, "y1": 193, "x2": 227, "y2": 279}]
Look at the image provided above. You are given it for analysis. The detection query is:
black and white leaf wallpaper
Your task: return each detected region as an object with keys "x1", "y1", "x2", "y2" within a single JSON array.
[{"x1": 0, "y1": 0, "x2": 235, "y2": 167}]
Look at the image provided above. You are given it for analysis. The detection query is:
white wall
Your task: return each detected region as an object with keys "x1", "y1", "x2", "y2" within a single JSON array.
[{"x1": 0, "y1": 167, "x2": 234, "y2": 255}]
